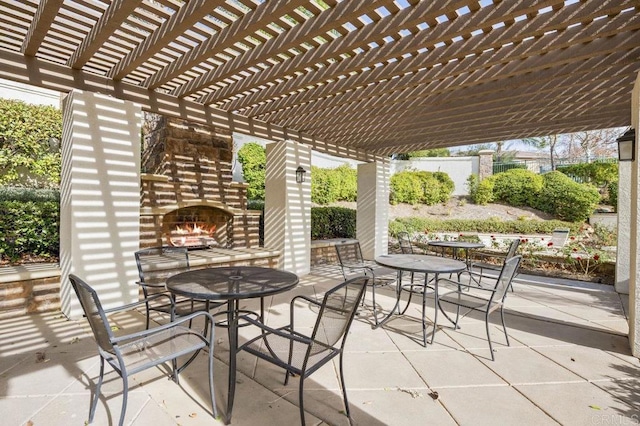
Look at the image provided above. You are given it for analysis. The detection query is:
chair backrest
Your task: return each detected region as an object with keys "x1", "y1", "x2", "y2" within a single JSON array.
[
  {"x1": 135, "y1": 246, "x2": 190, "y2": 288},
  {"x1": 397, "y1": 232, "x2": 414, "y2": 254},
  {"x1": 335, "y1": 242, "x2": 365, "y2": 279},
  {"x1": 550, "y1": 228, "x2": 570, "y2": 248},
  {"x1": 505, "y1": 238, "x2": 520, "y2": 258},
  {"x1": 309, "y1": 276, "x2": 369, "y2": 352},
  {"x1": 68, "y1": 274, "x2": 115, "y2": 354},
  {"x1": 492, "y1": 255, "x2": 522, "y2": 302}
]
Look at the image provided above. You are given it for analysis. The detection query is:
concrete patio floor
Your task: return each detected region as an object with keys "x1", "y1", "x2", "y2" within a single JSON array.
[{"x1": 1, "y1": 264, "x2": 639, "y2": 425}]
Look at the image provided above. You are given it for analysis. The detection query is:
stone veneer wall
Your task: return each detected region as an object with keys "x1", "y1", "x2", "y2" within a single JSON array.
[
  {"x1": 0, "y1": 276, "x2": 60, "y2": 318},
  {"x1": 140, "y1": 114, "x2": 261, "y2": 249}
]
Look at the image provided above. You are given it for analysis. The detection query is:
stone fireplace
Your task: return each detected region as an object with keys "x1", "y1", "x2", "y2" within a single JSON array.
[{"x1": 140, "y1": 114, "x2": 261, "y2": 250}]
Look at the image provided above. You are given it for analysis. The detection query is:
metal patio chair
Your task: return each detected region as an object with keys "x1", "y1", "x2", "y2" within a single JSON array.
[
  {"x1": 68, "y1": 274, "x2": 217, "y2": 426},
  {"x1": 469, "y1": 238, "x2": 520, "y2": 288},
  {"x1": 435, "y1": 255, "x2": 522, "y2": 361},
  {"x1": 238, "y1": 276, "x2": 368, "y2": 426},
  {"x1": 335, "y1": 241, "x2": 397, "y2": 325},
  {"x1": 135, "y1": 246, "x2": 223, "y2": 328}
]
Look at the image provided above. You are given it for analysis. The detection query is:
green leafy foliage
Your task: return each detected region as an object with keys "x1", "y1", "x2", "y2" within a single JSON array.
[
  {"x1": 557, "y1": 161, "x2": 618, "y2": 186},
  {"x1": 311, "y1": 207, "x2": 356, "y2": 239},
  {"x1": 0, "y1": 99, "x2": 62, "y2": 188},
  {"x1": 466, "y1": 174, "x2": 495, "y2": 205},
  {"x1": 608, "y1": 180, "x2": 618, "y2": 210},
  {"x1": 311, "y1": 165, "x2": 357, "y2": 205},
  {"x1": 237, "y1": 142, "x2": 266, "y2": 200},
  {"x1": 492, "y1": 169, "x2": 544, "y2": 207},
  {"x1": 389, "y1": 170, "x2": 454, "y2": 205},
  {"x1": 0, "y1": 189, "x2": 60, "y2": 262},
  {"x1": 534, "y1": 171, "x2": 600, "y2": 222},
  {"x1": 389, "y1": 216, "x2": 582, "y2": 237}
]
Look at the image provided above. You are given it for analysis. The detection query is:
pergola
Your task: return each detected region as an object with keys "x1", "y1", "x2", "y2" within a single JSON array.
[{"x1": 1, "y1": 1, "x2": 640, "y2": 354}]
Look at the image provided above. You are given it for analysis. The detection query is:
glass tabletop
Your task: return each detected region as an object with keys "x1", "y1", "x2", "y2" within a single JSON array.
[{"x1": 166, "y1": 266, "x2": 299, "y2": 300}]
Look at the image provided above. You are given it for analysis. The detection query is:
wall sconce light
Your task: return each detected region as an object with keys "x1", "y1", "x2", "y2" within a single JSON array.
[
  {"x1": 296, "y1": 166, "x2": 307, "y2": 183},
  {"x1": 617, "y1": 128, "x2": 635, "y2": 162}
]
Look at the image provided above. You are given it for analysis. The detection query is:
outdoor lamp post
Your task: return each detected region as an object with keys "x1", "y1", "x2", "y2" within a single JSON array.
[
  {"x1": 296, "y1": 166, "x2": 307, "y2": 183},
  {"x1": 617, "y1": 128, "x2": 635, "y2": 162}
]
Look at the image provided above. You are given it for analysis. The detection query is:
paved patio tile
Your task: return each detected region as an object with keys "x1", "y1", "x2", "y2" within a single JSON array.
[
  {"x1": 347, "y1": 389, "x2": 457, "y2": 425},
  {"x1": 477, "y1": 346, "x2": 584, "y2": 384},
  {"x1": 515, "y1": 382, "x2": 640, "y2": 425},
  {"x1": 437, "y1": 385, "x2": 557, "y2": 425},
  {"x1": 404, "y1": 349, "x2": 507, "y2": 388},
  {"x1": 532, "y1": 345, "x2": 640, "y2": 381},
  {"x1": 343, "y1": 351, "x2": 427, "y2": 389}
]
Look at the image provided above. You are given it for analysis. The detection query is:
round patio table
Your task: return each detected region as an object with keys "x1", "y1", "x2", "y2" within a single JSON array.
[
  {"x1": 166, "y1": 266, "x2": 299, "y2": 424},
  {"x1": 375, "y1": 254, "x2": 466, "y2": 347},
  {"x1": 427, "y1": 240, "x2": 485, "y2": 267}
]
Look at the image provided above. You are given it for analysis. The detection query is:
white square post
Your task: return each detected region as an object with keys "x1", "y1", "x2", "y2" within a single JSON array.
[
  {"x1": 264, "y1": 140, "x2": 311, "y2": 275},
  {"x1": 60, "y1": 90, "x2": 142, "y2": 319},
  {"x1": 356, "y1": 161, "x2": 390, "y2": 260}
]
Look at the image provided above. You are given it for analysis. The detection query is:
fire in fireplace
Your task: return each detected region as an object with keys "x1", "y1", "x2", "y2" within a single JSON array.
[{"x1": 162, "y1": 206, "x2": 232, "y2": 248}]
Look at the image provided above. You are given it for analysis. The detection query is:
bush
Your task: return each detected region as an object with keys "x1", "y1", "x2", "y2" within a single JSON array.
[
  {"x1": 390, "y1": 170, "x2": 454, "y2": 205},
  {"x1": 311, "y1": 165, "x2": 356, "y2": 205},
  {"x1": 389, "y1": 216, "x2": 582, "y2": 237},
  {"x1": 492, "y1": 162, "x2": 526, "y2": 174},
  {"x1": 492, "y1": 169, "x2": 543, "y2": 207},
  {"x1": 535, "y1": 171, "x2": 600, "y2": 222},
  {"x1": 0, "y1": 194, "x2": 60, "y2": 262},
  {"x1": 557, "y1": 161, "x2": 618, "y2": 186},
  {"x1": 0, "y1": 99, "x2": 62, "y2": 189},
  {"x1": 311, "y1": 207, "x2": 356, "y2": 239},
  {"x1": 608, "y1": 180, "x2": 618, "y2": 210},
  {"x1": 237, "y1": 142, "x2": 266, "y2": 200},
  {"x1": 467, "y1": 174, "x2": 495, "y2": 205}
]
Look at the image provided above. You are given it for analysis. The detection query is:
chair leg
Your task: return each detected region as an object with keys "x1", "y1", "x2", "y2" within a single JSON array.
[
  {"x1": 371, "y1": 282, "x2": 378, "y2": 325},
  {"x1": 119, "y1": 375, "x2": 129, "y2": 426},
  {"x1": 208, "y1": 343, "x2": 218, "y2": 419},
  {"x1": 485, "y1": 312, "x2": 495, "y2": 361},
  {"x1": 89, "y1": 356, "x2": 105, "y2": 423},
  {"x1": 298, "y1": 375, "x2": 306, "y2": 426},
  {"x1": 338, "y1": 352, "x2": 351, "y2": 420},
  {"x1": 500, "y1": 306, "x2": 510, "y2": 346}
]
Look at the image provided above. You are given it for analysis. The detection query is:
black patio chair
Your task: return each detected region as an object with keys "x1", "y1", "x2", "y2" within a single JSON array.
[
  {"x1": 469, "y1": 238, "x2": 520, "y2": 289},
  {"x1": 68, "y1": 274, "x2": 217, "y2": 426},
  {"x1": 334, "y1": 241, "x2": 397, "y2": 325},
  {"x1": 397, "y1": 231, "x2": 415, "y2": 254},
  {"x1": 238, "y1": 276, "x2": 368, "y2": 426},
  {"x1": 435, "y1": 255, "x2": 522, "y2": 361},
  {"x1": 135, "y1": 246, "x2": 223, "y2": 328}
]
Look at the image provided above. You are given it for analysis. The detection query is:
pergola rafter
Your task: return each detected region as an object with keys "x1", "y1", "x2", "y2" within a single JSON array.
[{"x1": 0, "y1": 0, "x2": 638, "y2": 157}]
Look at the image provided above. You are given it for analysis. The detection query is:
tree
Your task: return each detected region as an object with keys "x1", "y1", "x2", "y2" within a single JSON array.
[
  {"x1": 237, "y1": 142, "x2": 266, "y2": 200},
  {"x1": 522, "y1": 135, "x2": 560, "y2": 170},
  {"x1": 0, "y1": 99, "x2": 62, "y2": 188}
]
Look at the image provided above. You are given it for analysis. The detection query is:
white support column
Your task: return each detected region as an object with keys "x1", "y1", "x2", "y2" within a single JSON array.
[
  {"x1": 356, "y1": 161, "x2": 390, "y2": 260},
  {"x1": 60, "y1": 90, "x2": 141, "y2": 319},
  {"x1": 616, "y1": 162, "x2": 631, "y2": 295},
  {"x1": 264, "y1": 140, "x2": 311, "y2": 275},
  {"x1": 627, "y1": 73, "x2": 640, "y2": 357}
]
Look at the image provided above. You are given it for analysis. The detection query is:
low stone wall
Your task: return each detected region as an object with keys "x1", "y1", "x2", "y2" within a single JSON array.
[
  {"x1": 0, "y1": 247, "x2": 281, "y2": 319},
  {"x1": 310, "y1": 238, "x2": 358, "y2": 266}
]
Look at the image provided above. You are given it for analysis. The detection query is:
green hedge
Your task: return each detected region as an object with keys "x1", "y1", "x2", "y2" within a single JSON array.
[
  {"x1": 534, "y1": 171, "x2": 600, "y2": 222},
  {"x1": 311, "y1": 207, "x2": 356, "y2": 239},
  {"x1": 389, "y1": 216, "x2": 582, "y2": 237},
  {"x1": 556, "y1": 161, "x2": 618, "y2": 186},
  {"x1": 311, "y1": 165, "x2": 357, "y2": 205},
  {"x1": 492, "y1": 169, "x2": 543, "y2": 207},
  {"x1": 0, "y1": 198, "x2": 59, "y2": 262},
  {"x1": 390, "y1": 170, "x2": 454, "y2": 205}
]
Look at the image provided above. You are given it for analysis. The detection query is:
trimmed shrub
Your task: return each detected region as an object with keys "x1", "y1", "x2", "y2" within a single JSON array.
[
  {"x1": 311, "y1": 207, "x2": 356, "y2": 239},
  {"x1": 492, "y1": 169, "x2": 543, "y2": 207},
  {"x1": 389, "y1": 216, "x2": 582, "y2": 237},
  {"x1": 535, "y1": 171, "x2": 600, "y2": 222},
  {"x1": 0, "y1": 190, "x2": 60, "y2": 262},
  {"x1": 557, "y1": 161, "x2": 618, "y2": 186},
  {"x1": 311, "y1": 165, "x2": 357, "y2": 205},
  {"x1": 390, "y1": 170, "x2": 454, "y2": 205},
  {"x1": 467, "y1": 174, "x2": 495, "y2": 205}
]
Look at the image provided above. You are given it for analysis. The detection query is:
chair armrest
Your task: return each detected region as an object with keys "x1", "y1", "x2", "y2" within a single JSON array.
[
  {"x1": 135, "y1": 280, "x2": 165, "y2": 288},
  {"x1": 103, "y1": 293, "x2": 174, "y2": 314},
  {"x1": 437, "y1": 276, "x2": 497, "y2": 294},
  {"x1": 110, "y1": 310, "x2": 215, "y2": 344}
]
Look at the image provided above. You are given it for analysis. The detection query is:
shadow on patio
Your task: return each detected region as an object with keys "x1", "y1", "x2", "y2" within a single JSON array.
[{"x1": 1, "y1": 264, "x2": 639, "y2": 425}]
